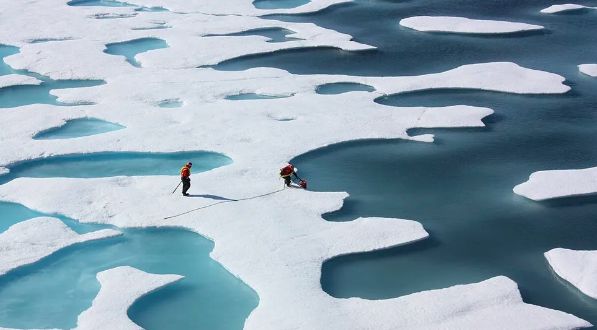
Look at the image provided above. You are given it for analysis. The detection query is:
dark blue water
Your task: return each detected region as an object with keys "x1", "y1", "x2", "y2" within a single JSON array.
[
  {"x1": 316, "y1": 82, "x2": 375, "y2": 94},
  {"x1": 216, "y1": 0, "x2": 597, "y2": 325},
  {"x1": 104, "y1": 38, "x2": 168, "y2": 67},
  {"x1": 0, "y1": 151, "x2": 231, "y2": 185},
  {"x1": 33, "y1": 118, "x2": 125, "y2": 140},
  {"x1": 205, "y1": 28, "x2": 302, "y2": 43},
  {"x1": 253, "y1": 0, "x2": 310, "y2": 10}
]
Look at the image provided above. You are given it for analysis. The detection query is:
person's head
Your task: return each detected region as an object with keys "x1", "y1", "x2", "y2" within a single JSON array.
[{"x1": 187, "y1": 162, "x2": 193, "y2": 168}]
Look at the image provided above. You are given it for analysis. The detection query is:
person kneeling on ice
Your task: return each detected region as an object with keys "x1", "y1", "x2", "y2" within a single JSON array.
[
  {"x1": 180, "y1": 162, "x2": 192, "y2": 196},
  {"x1": 279, "y1": 163, "x2": 307, "y2": 189}
]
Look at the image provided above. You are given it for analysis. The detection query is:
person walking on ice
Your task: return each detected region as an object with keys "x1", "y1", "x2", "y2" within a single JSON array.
[{"x1": 180, "y1": 162, "x2": 192, "y2": 196}]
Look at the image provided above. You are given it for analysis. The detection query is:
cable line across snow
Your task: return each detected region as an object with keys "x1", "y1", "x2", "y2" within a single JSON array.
[{"x1": 163, "y1": 188, "x2": 286, "y2": 220}]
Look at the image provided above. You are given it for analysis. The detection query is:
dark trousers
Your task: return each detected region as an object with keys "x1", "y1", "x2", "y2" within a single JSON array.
[{"x1": 182, "y1": 177, "x2": 191, "y2": 195}]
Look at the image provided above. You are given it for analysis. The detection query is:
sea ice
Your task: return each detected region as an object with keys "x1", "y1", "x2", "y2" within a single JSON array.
[
  {"x1": 399, "y1": 16, "x2": 544, "y2": 34},
  {"x1": 0, "y1": 0, "x2": 590, "y2": 328},
  {"x1": 0, "y1": 74, "x2": 42, "y2": 89},
  {"x1": 541, "y1": 4, "x2": 594, "y2": 14},
  {"x1": 545, "y1": 248, "x2": 597, "y2": 299},
  {"x1": 0, "y1": 217, "x2": 120, "y2": 276},
  {"x1": 75, "y1": 266, "x2": 183, "y2": 330},
  {"x1": 579, "y1": 64, "x2": 597, "y2": 77},
  {"x1": 513, "y1": 166, "x2": 597, "y2": 200}
]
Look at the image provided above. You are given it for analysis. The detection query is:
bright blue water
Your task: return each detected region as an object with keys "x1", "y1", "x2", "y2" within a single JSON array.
[
  {"x1": 253, "y1": 0, "x2": 310, "y2": 10},
  {"x1": 33, "y1": 118, "x2": 125, "y2": 140},
  {"x1": 0, "y1": 45, "x2": 105, "y2": 108},
  {"x1": 158, "y1": 98, "x2": 183, "y2": 108},
  {"x1": 215, "y1": 0, "x2": 597, "y2": 325},
  {"x1": 206, "y1": 28, "x2": 302, "y2": 43},
  {"x1": 0, "y1": 151, "x2": 231, "y2": 185},
  {"x1": 316, "y1": 82, "x2": 375, "y2": 94},
  {"x1": 104, "y1": 38, "x2": 168, "y2": 67},
  {"x1": 0, "y1": 150, "x2": 257, "y2": 329},
  {"x1": 225, "y1": 93, "x2": 291, "y2": 100},
  {"x1": 0, "y1": 228, "x2": 258, "y2": 329}
]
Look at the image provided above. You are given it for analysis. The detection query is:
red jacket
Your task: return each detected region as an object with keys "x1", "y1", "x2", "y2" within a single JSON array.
[
  {"x1": 180, "y1": 166, "x2": 191, "y2": 178},
  {"x1": 280, "y1": 164, "x2": 294, "y2": 177}
]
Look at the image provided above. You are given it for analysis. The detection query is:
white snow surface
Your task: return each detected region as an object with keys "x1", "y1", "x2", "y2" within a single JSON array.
[
  {"x1": 541, "y1": 4, "x2": 595, "y2": 14},
  {"x1": 546, "y1": 248, "x2": 597, "y2": 299},
  {"x1": 76, "y1": 266, "x2": 183, "y2": 330},
  {"x1": 579, "y1": 64, "x2": 597, "y2": 77},
  {"x1": 0, "y1": 217, "x2": 120, "y2": 276},
  {"x1": 399, "y1": 16, "x2": 544, "y2": 34},
  {"x1": 514, "y1": 166, "x2": 597, "y2": 200},
  {"x1": 0, "y1": 74, "x2": 42, "y2": 89},
  {"x1": 0, "y1": 0, "x2": 589, "y2": 328}
]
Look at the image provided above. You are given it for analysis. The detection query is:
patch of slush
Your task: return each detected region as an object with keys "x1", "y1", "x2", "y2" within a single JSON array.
[
  {"x1": 75, "y1": 266, "x2": 182, "y2": 330},
  {"x1": 28, "y1": 37, "x2": 74, "y2": 43},
  {"x1": 0, "y1": 151, "x2": 231, "y2": 185},
  {"x1": 253, "y1": 0, "x2": 310, "y2": 10},
  {"x1": 513, "y1": 167, "x2": 597, "y2": 201},
  {"x1": 579, "y1": 64, "x2": 597, "y2": 77},
  {"x1": 33, "y1": 118, "x2": 125, "y2": 140},
  {"x1": 225, "y1": 92, "x2": 293, "y2": 100},
  {"x1": 399, "y1": 16, "x2": 544, "y2": 34},
  {"x1": 68, "y1": 0, "x2": 134, "y2": 7},
  {"x1": 316, "y1": 82, "x2": 375, "y2": 94},
  {"x1": 157, "y1": 98, "x2": 183, "y2": 107},
  {"x1": 541, "y1": 4, "x2": 595, "y2": 14},
  {"x1": 0, "y1": 217, "x2": 120, "y2": 276},
  {"x1": 104, "y1": 38, "x2": 168, "y2": 67},
  {"x1": 545, "y1": 248, "x2": 597, "y2": 299}
]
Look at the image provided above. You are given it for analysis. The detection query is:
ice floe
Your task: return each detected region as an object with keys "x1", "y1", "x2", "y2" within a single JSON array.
[
  {"x1": 513, "y1": 166, "x2": 597, "y2": 200},
  {"x1": 0, "y1": 74, "x2": 42, "y2": 89},
  {"x1": 75, "y1": 266, "x2": 183, "y2": 330},
  {"x1": 0, "y1": 0, "x2": 589, "y2": 328},
  {"x1": 545, "y1": 248, "x2": 597, "y2": 299},
  {"x1": 579, "y1": 64, "x2": 597, "y2": 77},
  {"x1": 541, "y1": 4, "x2": 595, "y2": 14},
  {"x1": 0, "y1": 217, "x2": 120, "y2": 276},
  {"x1": 399, "y1": 16, "x2": 544, "y2": 34}
]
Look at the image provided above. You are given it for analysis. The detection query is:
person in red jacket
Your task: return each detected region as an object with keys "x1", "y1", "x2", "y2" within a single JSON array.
[
  {"x1": 280, "y1": 163, "x2": 297, "y2": 187},
  {"x1": 280, "y1": 163, "x2": 307, "y2": 189},
  {"x1": 180, "y1": 162, "x2": 192, "y2": 196}
]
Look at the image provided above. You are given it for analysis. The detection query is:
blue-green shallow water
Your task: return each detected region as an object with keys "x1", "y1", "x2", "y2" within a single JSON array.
[
  {"x1": 0, "y1": 45, "x2": 105, "y2": 108},
  {"x1": 0, "y1": 228, "x2": 258, "y2": 329},
  {"x1": 0, "y1": 151, "x2": 231, "y2": 185},
  {"x1": 0, "y1": 150, "x2": 257, "y2": 329},
  {"x1": 33, "y1": 118, "x2": 125, "y2": 140},
  {"x1": 104, "y1": 38, "x2": 168, "y2": 67}
]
